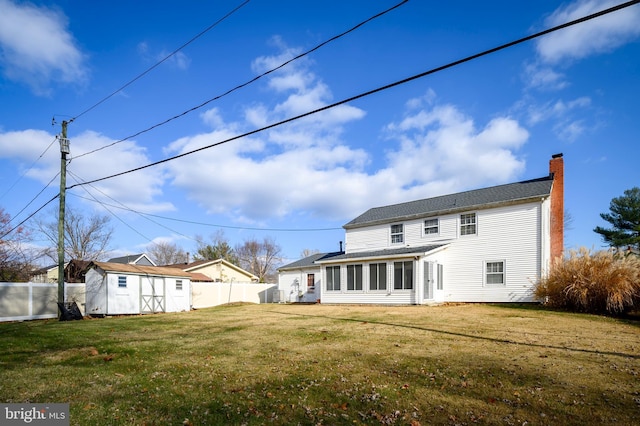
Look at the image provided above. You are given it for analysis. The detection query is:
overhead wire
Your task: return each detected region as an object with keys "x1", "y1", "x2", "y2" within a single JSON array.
[
  {"x1": 0, "y1": 136, "x2": 58, "y2": 202},
  {"x1": 67, "y1": 171, "x2": 153, "y2": 243},
  {"x1": 66, "y1": 0, "x2": 640, "y2": 191},
  {"x1": 0, "y1": 194, "x2": 59, "y2": 241},
  {"x1": 70, "y1": 0, "x2": 252, "y2": 122},
  {"x1": 70, "y1": 192, "x2": 342, "y2": 232},
  {"x1": 71, "y1": 0, "x2": 410, "y2": 160},
  {"x1": 66, "y1": 171, "x2": 196, "y2": 241},
  {"x1": 6, "y1": 0, "x2": 638, "y2": 240},
  {"x1": 9, "y1": 172, "x2": 60, "y2": 222}
]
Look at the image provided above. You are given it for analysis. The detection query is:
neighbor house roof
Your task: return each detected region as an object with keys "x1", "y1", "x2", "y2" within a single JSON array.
[
  {"x1": 314, "y1": 244, "x2": 448, "y2": 263},
  {"x1": 165, "y1": 258, "x2": 258, "y2": 281},
  {"x1": 278, "y1": 252, "x2": 344, "y2": 271},
  {"x1": 90, "y1": 261, "x2": 191, "y2": 278},
  {"x1": 107, "y1": 253, "x2": 156, "y2": 266},
  {"x1": 344, "y1": 176, "x2": 554, "y2": 229}
]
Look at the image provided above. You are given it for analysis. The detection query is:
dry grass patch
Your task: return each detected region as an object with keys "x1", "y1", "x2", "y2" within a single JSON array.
[{"x1": 1, "y1": 303, "x2": 639, "y2": 425}]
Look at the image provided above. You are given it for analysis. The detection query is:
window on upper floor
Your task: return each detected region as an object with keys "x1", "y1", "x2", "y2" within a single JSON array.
[
  {"x1": 460, "y1": 213, "x2": 477, "y2": 235},
  {"x1": 424, "y1": 218, "x2": 439, "y2": 235},
  {"x1": 391, "y1": 224, "x2": 404, "y2": 243},
  {"x1": 346, "y1": 265, "x2": 363, "y2": 291},
  {"x1": 485, "y1": 261, "x2": 505, "y2": 285},
  {"x1": 369, "y1": 263, "x2": 387, "y2": 291},
  {"x1": 393, "y1": 261, "x2": 413, "y2": 290},
  {"x1": 326, "y1": 266, "x2": 341, "y2": 291}
]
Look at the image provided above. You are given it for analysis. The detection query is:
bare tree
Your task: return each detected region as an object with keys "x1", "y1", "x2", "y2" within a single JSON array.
[
  {"x1": 235, "y1": 236, "x2": 282, "y2": 283},
  {"x1": 1, "y1": 207, "x2": 34, "y2": 281},
  {"x1": 36, "y1": 206, "x2": 113, "y2": 262},
  {"x1": 193, "y1": 230, "x2": 239, "y2": 264},
  {"x1": 300, "y1": 248, "x2": 321, "y2": 258},
  {"x1": 147, "y1": 241, "x2": 188, "y2": 266}
]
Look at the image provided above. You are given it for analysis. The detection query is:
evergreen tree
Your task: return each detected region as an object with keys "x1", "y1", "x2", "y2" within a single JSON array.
[{"x1": 594, "y1": 187, "x2": 640, "y2": 251}]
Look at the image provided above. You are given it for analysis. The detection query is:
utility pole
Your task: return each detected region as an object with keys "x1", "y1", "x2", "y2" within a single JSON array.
[{"x1": 57, "y1": 120, "x2": 70, "y2": 315}]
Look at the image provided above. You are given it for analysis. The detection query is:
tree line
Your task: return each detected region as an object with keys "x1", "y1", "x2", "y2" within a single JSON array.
[
  {"x1": 0, "y1": 207, "x2": 283, "y2": 283},
  {"x1": 2, "y1": 186, "x2": 638, "y2": 283}
]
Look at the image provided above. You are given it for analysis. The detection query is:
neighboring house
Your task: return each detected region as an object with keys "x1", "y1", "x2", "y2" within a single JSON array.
[
  {"x1": 30, "y1": 264, "x2": 60, "y2": 283},
  {"x1": 280, "y1": 154, "x2": 565, "y2": 305},
  {"x1": 64, "y1": 259, "x2": 90, "y2": 283},
  {"x1": 278, "y1": 252, "x2": 344, "y2": 303},
  {"x1": 85, "y1": 261, "x2": 191, "y2": 315},
  {"x1": 108, "y1": 253, "x2": 156, "y2": 266},
  {"x1": 166, "y1": 259, "x2": 258, "y2": 283}
]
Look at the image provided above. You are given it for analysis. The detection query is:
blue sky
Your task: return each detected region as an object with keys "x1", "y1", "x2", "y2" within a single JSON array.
[{"x1": 1, "y1": 0, "x2": 639, "y2": 265}]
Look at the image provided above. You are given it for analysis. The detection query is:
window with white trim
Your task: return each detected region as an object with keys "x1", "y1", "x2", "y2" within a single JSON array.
[
  {"x1": 393, "y1": 261, "x2": 413, "y2": 290},
  {"x1": 391, "y1": 224, "x2": 404, "y2": 244},
  {"x1": 460, "y1": 213, "x2": 477, "y2": 235},
  {"x1": 326, "y1": 266, "x2": 341, "y2": 291},
  {"x1": 346, "y1": 265, "x2": 363, "y2": 291},
  {"x1": 424, "y1": 218, "x2": 439, "y2": 235},
  {"x1": 176, "y1": 279, "x2": 183, "y2": 290},
  {"x1": 369, "y1": 263, "x2": 387, "y2": 291},
  {"x1": 486, "y1": 261, "x2": 505, "y2": 285},
  {"x1": 118, "y1": 275, "x2": 127, "y2": 288}
]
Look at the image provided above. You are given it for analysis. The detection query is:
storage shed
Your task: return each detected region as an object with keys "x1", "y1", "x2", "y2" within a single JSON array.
[{"x1": 85, "y1": 261, "x2": 192, "y2": 315}]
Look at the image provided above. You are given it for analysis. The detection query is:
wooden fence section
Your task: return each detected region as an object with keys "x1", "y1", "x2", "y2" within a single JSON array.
[
  {"x1": 0, "y1": 282, "x2": 85, "y2": 322},
  {"x1": 1, "y1": 281, "x2": 278, "y2": 321}
]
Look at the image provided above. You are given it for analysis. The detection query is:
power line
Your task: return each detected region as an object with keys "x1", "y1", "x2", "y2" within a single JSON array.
[
  {"x1": 0, "y1": 194, "x2": 59, "y2": 240},
  {"x1": 0, "y1": 136, "x2": 57, "y2": 202},
  {"x1": 67, "y1": 0, "x2": 639, "y2": 191},
  {"x1": 9, "y1": 172, "x2": 60, "y2": 222},
  {"x1": 71, "y1": 0, "x2": 409, "y2": 160},
  {"x1": 70, "y1": 0, "x2": 251, "y2": 122},
  {"x1": 67, "y1": 171, "x2": 153, "y2": 243},
  {"x1": 70, "y1": 192, "x2": 342, "y2": 232},
  {"x1": 66, "y1": 171, "x2": 195, "y2": 241}
]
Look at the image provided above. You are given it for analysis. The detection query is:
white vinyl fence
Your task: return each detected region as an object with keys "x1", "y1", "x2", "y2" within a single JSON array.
[
  {"x1": 0, "y1": 282, "x2": 85, "y2": 322},
  {"x1": 1, "y1": 281, "x2": 279, "y2": 322},
  {"x1": 191, "y1": 282, "x2": 278, "y2": 309}
]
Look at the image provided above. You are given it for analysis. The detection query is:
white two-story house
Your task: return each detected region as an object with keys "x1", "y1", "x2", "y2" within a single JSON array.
[{"x1": 279, "y1": 154, "x2": 564, "y2": 304}]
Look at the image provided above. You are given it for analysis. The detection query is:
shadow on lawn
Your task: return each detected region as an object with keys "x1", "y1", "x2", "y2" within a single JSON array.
[{"x1": 271, "y1": 310, "x2": 640, "y2": 360}]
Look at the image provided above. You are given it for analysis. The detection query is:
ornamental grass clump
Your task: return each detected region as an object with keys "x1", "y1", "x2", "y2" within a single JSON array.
[{"x1": 535, "y1": 247, "x2": 640, "y2": 315}]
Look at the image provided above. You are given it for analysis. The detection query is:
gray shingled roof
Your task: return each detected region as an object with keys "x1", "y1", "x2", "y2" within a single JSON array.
[
  {"x1": 315, "y1": 244, "x2": 447, "y2": 262},
  {"x1": 278, "y1": 252, "x2": 344, "y2": 271},
  {"x1": 344, "y1": 176, "x2": 554, "y2": 229}
]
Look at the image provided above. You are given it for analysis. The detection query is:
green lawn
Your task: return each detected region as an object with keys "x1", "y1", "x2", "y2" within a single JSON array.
[{"x1": 1, "y1": 303, "x2": 638, "y2": 425}]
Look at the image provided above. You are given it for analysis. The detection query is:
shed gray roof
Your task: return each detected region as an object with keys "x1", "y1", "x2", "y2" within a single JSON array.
[
  {"x1": 345, "y1": 175, "x2": 554, "y2": 229},
  {"x1": 315, "y1": 244, "x2": 447, "y2": 263},
  {"x1": 278, "y1": 252, "x2": 344, "y2": 271}
]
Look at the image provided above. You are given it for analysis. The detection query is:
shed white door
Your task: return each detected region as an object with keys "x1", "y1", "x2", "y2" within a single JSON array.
[{"x1": 141, "y1": 277, "x2": 165, "y2": 313}]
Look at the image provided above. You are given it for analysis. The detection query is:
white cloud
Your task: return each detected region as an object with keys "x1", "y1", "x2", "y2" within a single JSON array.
[
  {"x1": 0, "y1": 0, "x2": 87, "y2": 95},
  {"x1": 536, "y1": 0, "x2": 640, "y2": 64},
  {"x1": 165, "y1": 51, "x2": 529, "y2": 225},
  {"x1": 0, "y1": 129, "x2": 172, "y2": 214}
]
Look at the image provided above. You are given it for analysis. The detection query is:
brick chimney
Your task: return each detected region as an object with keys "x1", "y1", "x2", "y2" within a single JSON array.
[{"x1": 549, "y1": 153, "x2": 564, "y2": 263}]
